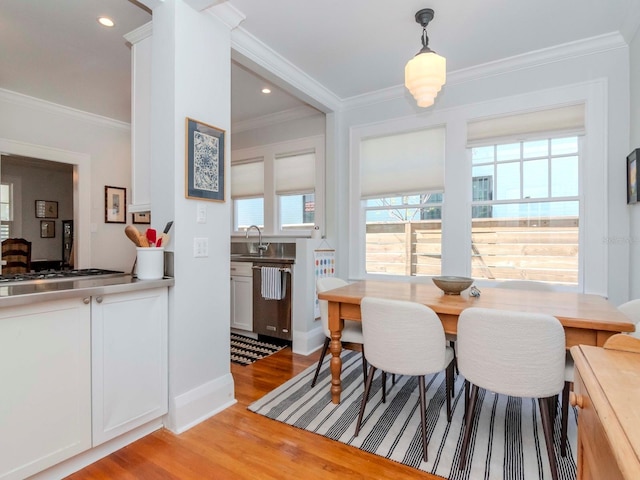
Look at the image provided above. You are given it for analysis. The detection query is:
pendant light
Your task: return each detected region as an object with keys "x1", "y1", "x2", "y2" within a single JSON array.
[{"x1": 405, "y1": 8, "x2": 446, "y2": 108}]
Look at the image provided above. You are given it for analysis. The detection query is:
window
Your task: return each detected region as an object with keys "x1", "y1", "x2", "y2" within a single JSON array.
[
  {"x1": 231, "y1": 159, "x2": 264, "y2": 232},
  {"x1": 470, "y1": 136, "x2": 580, "y2": 284},
  {"x1": 0, "y1": 183, "x2": 13, "y2": 240},
  {"x1": 275, "y1": 152, "x2": 315, "y2": 231},
  {"x1": 359, "y1": 126, "x2": 446, "y2": 276},
  {"x1": 364, "y1": 194, "x2": 443, "y2": 276},
  {"x1": 279, "y1": 193, "x2": 315, "y2": 230},
  {"x1": 235, "y1": 198, "x2": 264, "y2": 230},
  {"x1": 231, "y1": 135, "x2": 324, "y2": 236}
]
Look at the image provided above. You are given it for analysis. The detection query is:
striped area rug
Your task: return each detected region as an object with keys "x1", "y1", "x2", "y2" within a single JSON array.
[
  {"x1": 249, "y1": 351, "x2": 578, "y2": 479},
  {"x1": 230, "y1": 333, "x2": 287, "y2": 366}
]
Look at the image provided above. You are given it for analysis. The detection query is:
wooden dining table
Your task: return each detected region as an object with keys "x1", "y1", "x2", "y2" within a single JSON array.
[{"x1": 317, "y1": 280, "x2": 636, "y2": 404}]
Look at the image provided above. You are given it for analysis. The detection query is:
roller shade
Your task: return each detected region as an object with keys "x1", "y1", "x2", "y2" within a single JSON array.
[
  {"x1": 231, "y1": 159, "x2": 264, "y2": 198},
  {"x1": 360, "y1": 127, "x2": 445, "y2": 199},
  {"x1": 467, "y1": 104, "x2": 585, "y2": 147},
  {"x1": 275, "y1": 152, "x2": 315, "y2": 194}
]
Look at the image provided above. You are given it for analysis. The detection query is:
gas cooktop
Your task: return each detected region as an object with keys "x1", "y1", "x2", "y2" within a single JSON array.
[{"x1": 0, "y1": 268, "x2": 125, "y2": 284}]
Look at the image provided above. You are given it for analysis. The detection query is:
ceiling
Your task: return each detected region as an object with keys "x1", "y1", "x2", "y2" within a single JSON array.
[{"x1": 1, "y1": 0, "x2": 639, "y2": 125}]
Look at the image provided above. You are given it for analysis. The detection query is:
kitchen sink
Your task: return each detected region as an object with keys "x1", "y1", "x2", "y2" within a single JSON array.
[{"x1": 230, "y1": 253, "x2": 295, "y2": 264}]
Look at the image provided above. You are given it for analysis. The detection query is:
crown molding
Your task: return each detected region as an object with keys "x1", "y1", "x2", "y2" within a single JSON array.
[
  {"x1": 231, "y1": 27, "x2": 342, "y2": 114},
  {"x1": 124, "y1": 21, "x2": 152, "y2": 44},
  {"x1": 0, "y1": 88, "x2": 130, "y2": 131},
  {"x1": 185, "y1": 0, "x2": 224, "y2": 11},
  {"x1": 206, "y1": 2, "x2": 245, "y2": 30},
  {"x1": 449, "y1": 32, "x2": 626, "y2": 85},
  {"x1": 341, "y1": 32, "x2": 627, "y2": 111},
  {"x1": 232, "y1": 105, "x2": 322, "y2": 133}
]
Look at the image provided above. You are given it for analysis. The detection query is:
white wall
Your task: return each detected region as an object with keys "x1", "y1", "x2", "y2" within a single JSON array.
[
  {"x1": 629, "y1": 28, "x2": 640, "y2": 298},
  {"x1": 0, "y1": 90, "x2": 134, "y2": 272},
  {"x1": 333, "y1": 37, "x2": 631, "y2": 305}
]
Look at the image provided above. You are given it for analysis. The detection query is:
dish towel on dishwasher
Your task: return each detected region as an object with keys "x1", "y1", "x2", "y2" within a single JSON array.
[{"x1": 261, "y1": 267, "x2": 285, "y2": 300}]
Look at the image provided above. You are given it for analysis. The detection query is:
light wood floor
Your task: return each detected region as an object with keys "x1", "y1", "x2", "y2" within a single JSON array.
[{"x1": 67, "y1": 348, "x2": 442, "y2": 480}]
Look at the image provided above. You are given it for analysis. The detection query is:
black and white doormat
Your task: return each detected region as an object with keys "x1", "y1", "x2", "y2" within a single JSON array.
[
  {"x1": 249, "y1": 351, "x2": 577, "y2": 479},
  {"x1": 230, "y1": 333, "x2": 287, "y2": 366}
]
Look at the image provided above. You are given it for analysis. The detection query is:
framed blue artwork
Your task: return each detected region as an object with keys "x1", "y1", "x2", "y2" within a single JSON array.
[{"x1": 185, "y1": 117, "x2": 225, "y2": 202}]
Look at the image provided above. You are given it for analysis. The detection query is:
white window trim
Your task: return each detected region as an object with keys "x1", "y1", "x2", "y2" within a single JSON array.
[
  {"x1": 349, "y1": 79, "x2": 607, "y2": 295},
  {"x1": 231, "y1": 135, "x2": 325, "y2": 237},
  {"x1": 1, "y1": 176, "x2": 22, "y2": 238}
]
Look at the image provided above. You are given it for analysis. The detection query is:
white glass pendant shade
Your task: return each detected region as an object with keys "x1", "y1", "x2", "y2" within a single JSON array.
[{"x1": 405, "y1": 51, "x2": 446, "y2": 108}]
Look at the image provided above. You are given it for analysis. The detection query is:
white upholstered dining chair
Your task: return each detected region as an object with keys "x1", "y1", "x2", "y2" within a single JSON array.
[
  {"x1": 618, "y1": 298, "x2": 640, "y2": 337},
  {"x1": 495, "y1": 278, "x2": 575, "y2": 456},
  {"x1": 457, "y1": 307, "x2": 565, "y2": 480},
  {"x1": 312, "y1": 277, "x2": 367, "y2": 388},
  {"x1": 354, "y1": 297, "x2": 455, "y2": 463}
]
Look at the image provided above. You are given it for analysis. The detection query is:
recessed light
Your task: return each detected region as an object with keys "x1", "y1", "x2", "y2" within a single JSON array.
[
  {"x1": 261, "y1": 88, "x2": 271, "y2": 94},
  {"x1": 97, "y1": 16, "x2": 115, "y2": 27}
]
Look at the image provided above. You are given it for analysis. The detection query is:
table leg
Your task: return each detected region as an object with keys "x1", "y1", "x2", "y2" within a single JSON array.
[{"x1": 328, "y1": 300, "x2": 344, "y2": 404}]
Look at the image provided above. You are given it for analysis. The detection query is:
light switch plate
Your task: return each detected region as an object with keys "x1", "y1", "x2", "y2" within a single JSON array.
[{"x1": 196, "y1": 203, "x2": 207, "y2": 223}]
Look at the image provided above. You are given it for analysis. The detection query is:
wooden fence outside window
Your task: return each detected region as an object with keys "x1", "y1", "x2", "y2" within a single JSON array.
[{"x1": 365, "y1": 217, "x2": 579, "y2": 284}]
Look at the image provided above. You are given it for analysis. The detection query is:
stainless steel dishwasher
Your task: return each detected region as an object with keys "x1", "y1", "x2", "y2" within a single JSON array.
[{"x1": 252, "y1": 263, "x2": 292, "y2": 341}]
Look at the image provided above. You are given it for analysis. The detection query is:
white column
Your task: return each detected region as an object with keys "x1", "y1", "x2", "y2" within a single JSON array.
[{"x1": 147, "y1": 0, "x2": 241, "y2": 433}]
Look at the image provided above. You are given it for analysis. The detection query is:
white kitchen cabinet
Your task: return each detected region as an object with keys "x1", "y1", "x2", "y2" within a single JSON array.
[
  {"x1": 231, "y1": 261, "x2": 253, "y2": 331},
  {"x1": 0, "y1": 297, "x2": 92, "y2": 480},
  {"x1": 125, "y1": 22, "x2": 152, "y2": 213},
  {"x1": 91, "y1": 287, "x2": 168, "y2": 446}
]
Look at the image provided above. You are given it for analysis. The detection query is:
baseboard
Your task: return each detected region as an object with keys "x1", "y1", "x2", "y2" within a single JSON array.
[
  {"x1": 292, "y1": 325, "x2": 325, "y2": 355},
  {"x1": 29, "y1": 420, "x2": 163, "y2": 479},
  {"x1": 164, "y1": 373, "x2": 236, "y2": 434}
]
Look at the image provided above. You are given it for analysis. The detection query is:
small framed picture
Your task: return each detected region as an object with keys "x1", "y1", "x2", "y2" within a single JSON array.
[
  {"x1": 628, "y1": 149, "x2": 639, "y2": 205},
  {"x1": 40, "y1": 220, "x2": 55, "y2": 238},
  {"x1": 105, "y1": 185, "x2": 127, "y2": 223},
  {"x1": 132, "y1": 212, "x2": 151, "y2": 224},
  {"x1": 35, "y1": 200, "x2": 58, "y2": 219},
  {"x1": 185, "y1": 117, "x2": 225, "y2": 202}
]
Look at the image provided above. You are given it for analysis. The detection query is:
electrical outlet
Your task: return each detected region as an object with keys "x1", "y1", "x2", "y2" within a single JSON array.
[{"x1": 194, "y1": 237, "x2": 208, "y2": 257}]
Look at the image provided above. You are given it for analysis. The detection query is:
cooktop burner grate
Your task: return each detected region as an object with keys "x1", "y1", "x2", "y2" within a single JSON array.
[{"x1": 0, "y1": 268, "x2": 125, "y2": 283}]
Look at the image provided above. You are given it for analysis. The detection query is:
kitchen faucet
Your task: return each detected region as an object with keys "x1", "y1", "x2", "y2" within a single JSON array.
[{"x1": 246, "y1": 225, "x2": 269, "y2": 254}]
